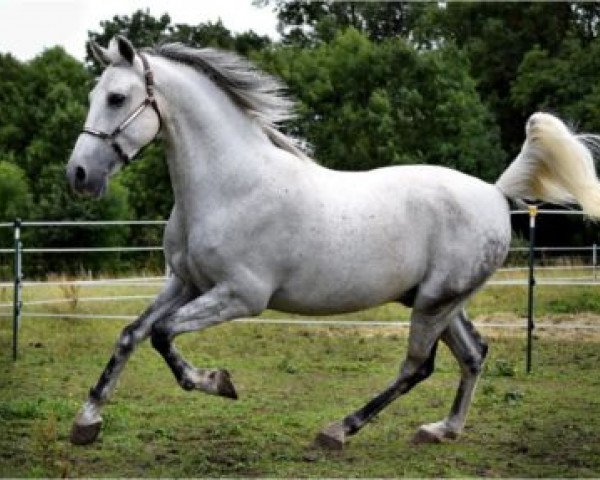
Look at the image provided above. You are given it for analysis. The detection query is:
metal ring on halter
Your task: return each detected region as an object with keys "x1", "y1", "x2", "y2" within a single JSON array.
[{"x1": 81, "y1": 52, "x2": 162, "y2": 166}]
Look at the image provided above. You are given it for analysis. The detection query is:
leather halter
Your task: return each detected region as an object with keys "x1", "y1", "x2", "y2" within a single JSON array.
[{"x1": 81, "y1": 52, "x2": 162, "y2": 165}]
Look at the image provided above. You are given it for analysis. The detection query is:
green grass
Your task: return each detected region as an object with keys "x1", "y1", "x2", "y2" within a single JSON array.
[
  {"x1": 1, "y1": 306, "x2": 600, "y2": 477},
  {"x1": 1, "y1": 281, "x2": 600, "y2": 477}
]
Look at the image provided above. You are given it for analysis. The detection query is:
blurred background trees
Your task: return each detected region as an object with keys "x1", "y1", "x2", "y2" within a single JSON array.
[{"x1": 1, "y1": 2, "x2": 600, "y2": 274}]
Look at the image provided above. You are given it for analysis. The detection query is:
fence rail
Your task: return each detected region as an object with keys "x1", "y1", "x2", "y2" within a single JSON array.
[
  {"x1": 1, "y1": 209, "x2": 599, "y2": 367},
  {"x1": 0, "y1": 220, "x2": 166, "y2": 227}
]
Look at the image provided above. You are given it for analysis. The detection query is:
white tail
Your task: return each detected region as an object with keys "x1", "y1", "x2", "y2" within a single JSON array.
[{"x1": 496, "y1": 112, "x2": 600, "y2": 218}]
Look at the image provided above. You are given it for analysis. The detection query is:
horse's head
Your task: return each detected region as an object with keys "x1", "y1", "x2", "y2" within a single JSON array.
[{"x1": 67, "y1": 36, "x2": 161, "y2": 197}]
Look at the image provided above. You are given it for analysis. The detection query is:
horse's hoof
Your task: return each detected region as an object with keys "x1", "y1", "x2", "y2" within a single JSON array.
[
  {"x1": 70, "y1": 420, "x2": 102, "y2": 445},
  {"x1": 411, "y1": 425, "x2": 443, "y2": 445},
  {"x1": 313, "y1": 422, "x2": 346, "y2": 450},
  {"x1": 216, "y1": 369, "x2": 238, "y2": 400}
]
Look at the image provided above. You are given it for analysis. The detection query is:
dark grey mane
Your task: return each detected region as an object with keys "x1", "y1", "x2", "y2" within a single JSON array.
[{"x1": 145, "y1": 43, "x2": 310, "y2": 161}]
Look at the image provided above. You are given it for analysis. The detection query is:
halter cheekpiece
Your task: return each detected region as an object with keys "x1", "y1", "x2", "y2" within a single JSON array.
[{"x1": 81, "y1": 52, "x2": 162, "y2": 165}]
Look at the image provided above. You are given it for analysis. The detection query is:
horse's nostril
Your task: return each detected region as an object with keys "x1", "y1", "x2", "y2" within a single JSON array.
[{"x1": 75, "y1": 166, "x2": 86, "y2": 182}]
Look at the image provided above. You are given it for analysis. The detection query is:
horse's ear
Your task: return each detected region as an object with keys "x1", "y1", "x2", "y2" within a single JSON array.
[
  {"x1": 116, "y1": 35, "x2": 136, "y2": 65},
  {"x1": 89, "y1": 40, "x2": 110, "y2": 67}
]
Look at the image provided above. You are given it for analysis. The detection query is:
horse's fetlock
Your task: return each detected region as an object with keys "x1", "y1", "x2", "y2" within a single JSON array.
[
  {"x1": 343, "y1": 415, "x2": 361, "y2": 435},
  {"x1": 88, "y1": 386, "x2": 103, "y2": 402}
]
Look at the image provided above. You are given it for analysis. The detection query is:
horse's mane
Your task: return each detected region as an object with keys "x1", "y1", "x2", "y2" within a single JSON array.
[{"x1": 144, "y1": 43, "x2": 310, "y2": 161}]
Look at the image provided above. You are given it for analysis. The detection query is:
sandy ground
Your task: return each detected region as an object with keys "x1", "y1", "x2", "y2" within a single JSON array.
[{"x1": 297, "y1": 313, "x2": 600, "y2": 341}]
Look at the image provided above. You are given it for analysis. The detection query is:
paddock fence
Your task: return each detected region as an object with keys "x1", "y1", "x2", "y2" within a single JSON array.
[{"x1": 2, "y1": 210, "x2": 600, "y2": 367}]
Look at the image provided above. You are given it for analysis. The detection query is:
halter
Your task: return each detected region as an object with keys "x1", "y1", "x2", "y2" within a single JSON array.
[{"x1": 81, "y1": 52, "x2": 162, "y2": 165}]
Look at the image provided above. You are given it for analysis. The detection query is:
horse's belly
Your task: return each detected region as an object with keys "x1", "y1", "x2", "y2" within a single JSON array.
[
  {"x1": 266, "y1": 196, "x2": 428, "y2": 314},
  {"x1": 268, "y1": 283, "x2": 407, "y2": 315},
  {"x1": 267, "y1": 256, "x2": 423, "y2": 315}
]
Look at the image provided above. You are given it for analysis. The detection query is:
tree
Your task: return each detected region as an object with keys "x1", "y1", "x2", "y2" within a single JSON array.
[
  {"x1": 512, "y1": 36, "x2": 600, "y2": 132},
  {"x1": 86, "y1": 10, "x2": 172, "y2": 74},
  {"x1": 434, "y1": 2, "x2": 579, "y2": 155},
  {"x1": 0, "y1": 159, "x2": 30, "y2": 222},
  {"x1": 571, "y1": 3, "x2": 600, "y2": 43},
  {"x1": 87, "y1": 10, "x2": 272, "y2": 69},
  {"x1": 258, "y1": 29, "x2": 503, "y2": 179},
  {"x1": 0, "y1": 54, "x2": 29, "y2": 155},
  {"x1": 257, "y1": 0, "x2": 432, "y2": 45}
]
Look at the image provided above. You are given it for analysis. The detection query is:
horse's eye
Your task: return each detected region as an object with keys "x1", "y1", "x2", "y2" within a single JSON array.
[{"x1": 107, "y1": 93, "x2": 126, "y2": 107}]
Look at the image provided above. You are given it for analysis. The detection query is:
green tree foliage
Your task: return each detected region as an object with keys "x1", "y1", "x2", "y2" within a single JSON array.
[
  {"x1": 0, "y1": 158, "x2": 28, "y2": 275},
  {"x1": 265, "y1": 1, "x2": 600, "y2": 158},
  {"x1": 259, "y1": 29, "x2": 503, "y2": 179},
  {"x1": 0, "y1": 160, "x2": 30, "y2": 247},
  {"x1": 29, "y1": 165, "x2": 132, "y2": 275},
  {"x1": 87, "y1": 10, "x2": 271, "y2": 70},
  {"x1": 0, "y1": 54, "x2": 29, "y2": 154},
  {"x1": 512, "y1": 36, "x2": 600, "y2": 132},
  {"x1": 258, "y1": 0, "x2": 431, "y2": 45},
  {"x1": 436, "y1": 2, "x2": 575, "y2": 155}
]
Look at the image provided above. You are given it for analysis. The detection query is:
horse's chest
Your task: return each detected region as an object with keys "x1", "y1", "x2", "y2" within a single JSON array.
[
  {"x1": 176, "y1": 222, "x2": 256, "y2": 289},
  {"x1": 164, "y1": 214, "x2": 217, "y2": 290}
]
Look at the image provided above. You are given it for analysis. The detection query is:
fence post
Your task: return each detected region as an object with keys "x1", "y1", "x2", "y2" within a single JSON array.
[
  {"x1": 12, "y1": 218, "x2": 22, "y2": 361},
  {"x1": 593, "y1": 243, "x2": 597, "y2": 281},
  {"x1": 526, "y1": 206, "x2": 537, "y2": 374}
]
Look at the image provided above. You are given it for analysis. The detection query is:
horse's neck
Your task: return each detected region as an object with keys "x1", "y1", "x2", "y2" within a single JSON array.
[{"x1": 156, "y1": 59, "x2": 273, "y2": 219}]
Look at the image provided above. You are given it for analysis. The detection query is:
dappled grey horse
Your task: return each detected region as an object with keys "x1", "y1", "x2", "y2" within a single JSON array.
[{"x1": 66, "y1": 36, "x2": 600, "y2": 447}]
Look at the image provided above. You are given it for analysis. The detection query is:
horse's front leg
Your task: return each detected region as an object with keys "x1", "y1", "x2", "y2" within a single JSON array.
[
  {"x1": 70, "y1": 277, "x2": 194, "y2": 445},
  {"x1": 150, "y1": 282, "x2": 263, "y2": 399}
]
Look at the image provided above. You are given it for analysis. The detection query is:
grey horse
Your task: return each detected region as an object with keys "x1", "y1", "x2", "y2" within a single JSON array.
[{"x1": 66, "y1": 36, "x2": 600, "y2": 448}]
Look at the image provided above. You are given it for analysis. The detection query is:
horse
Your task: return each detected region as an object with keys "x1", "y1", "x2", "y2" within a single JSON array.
[{"x1": 66, "y1": 35, "x2": 600, "y2": 448}]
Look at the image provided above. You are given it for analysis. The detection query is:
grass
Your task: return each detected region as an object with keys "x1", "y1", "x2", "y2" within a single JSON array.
[{"x1": 1, "y1": 282, "x2": 600, "y2": 477}]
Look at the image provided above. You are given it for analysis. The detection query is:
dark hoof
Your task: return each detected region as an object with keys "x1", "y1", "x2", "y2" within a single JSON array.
[
  {"x1": 302, "y1": 449, "x2": 320, "y2": 462},
  {"x1": 313, "y1": 422, "x2": 346, "y2": 450},
  {"x1": 217, "y1": 369, "x2": 238, "y2": 400},
  {"x1": 70, "y1": 421, "x2": 102, "y2": 445},
  {"x1": 411, "y1": 426, "x2": 442, "y2": 445}
]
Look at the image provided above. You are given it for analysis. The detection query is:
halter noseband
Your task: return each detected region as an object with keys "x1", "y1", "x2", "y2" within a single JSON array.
[{"x1": 82, "y1": 52, "x2": 162, "y2": 165}]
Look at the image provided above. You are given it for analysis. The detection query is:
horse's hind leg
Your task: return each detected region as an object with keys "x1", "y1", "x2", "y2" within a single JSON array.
[
  {"x1": 314, "y1": 304, "x2": 457, "y2": 450},
  {"x1": 70, "y1": 277, "x2": 193, "y2": 445},
  {"x1": 412, "y1": 309, "x2": 488, "y2": 444}
]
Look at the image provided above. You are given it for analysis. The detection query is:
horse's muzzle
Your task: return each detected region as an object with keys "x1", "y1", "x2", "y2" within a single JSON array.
[{"x1": 66, "y1": 162, "x2": 107, "y2": 198}]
